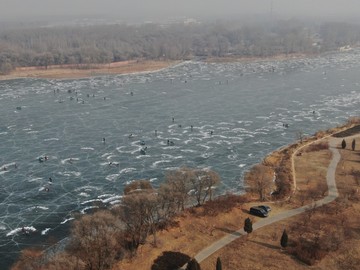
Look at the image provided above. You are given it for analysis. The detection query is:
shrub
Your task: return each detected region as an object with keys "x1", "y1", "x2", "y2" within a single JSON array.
[
  {"x1": 341, "y1": 139, "x2": 346, "y2": 149},
  {"x1": 201, "y1": 194, "x2": 249, "y2": 216},
  {"x1": 280, "y1": 230, "x2": 288, "y2": 248},
  {"x1": 288, "y1": 239, "x2": 326, "y2": 265},
  {"x1": 216, "y1": 257, "x2": 222, "y2": 270},
  {"x1": 306, "y1": 142, "x2": 329, "y2": 152},
  {"x1": 244, "y1": 218, "x2": 253, "y2": 234},
  {"x1": 186, "y1": 258, "x2": 201, "y2": 270}
]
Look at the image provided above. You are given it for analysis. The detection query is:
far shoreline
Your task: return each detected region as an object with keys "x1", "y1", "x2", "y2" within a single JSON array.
[
  {"x1": 0, "y1": 52, "x2": 328, "y2": 81},
  {"x1": 0, "y1": 60, "x2": 180, "y2": 81}
]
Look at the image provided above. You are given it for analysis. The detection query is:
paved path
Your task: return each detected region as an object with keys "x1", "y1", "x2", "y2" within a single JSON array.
[{"x1": 182, "y1": 137, "x2": 341, "y2": 266}]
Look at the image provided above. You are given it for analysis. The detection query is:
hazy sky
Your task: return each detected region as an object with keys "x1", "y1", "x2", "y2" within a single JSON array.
[{"x1": 1, "y1": 0, "x2": 360, "y2": 22}]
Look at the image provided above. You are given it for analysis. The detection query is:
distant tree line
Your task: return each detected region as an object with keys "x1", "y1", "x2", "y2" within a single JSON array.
[{"x1": 1, "y1": 19, "x2": 360, "y2": 74}]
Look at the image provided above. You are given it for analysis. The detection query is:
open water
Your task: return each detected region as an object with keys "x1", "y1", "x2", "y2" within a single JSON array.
[{"x1": 1, "y1": 50, "x2": 360, "y2": 268}]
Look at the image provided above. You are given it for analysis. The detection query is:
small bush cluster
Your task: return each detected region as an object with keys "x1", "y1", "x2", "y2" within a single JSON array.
[
  {"x1": 286, "y1": 204, "x2": 352, "y2": 266},
  {"x1": 305, "y1": 142, "x2": 329, "y2": 152},
  {"x1": 201, "y1": 194, "x2": 249, "y2": 216},
  {"x1": 288, "y1": 239, "x2": 326, "y2": 265}
]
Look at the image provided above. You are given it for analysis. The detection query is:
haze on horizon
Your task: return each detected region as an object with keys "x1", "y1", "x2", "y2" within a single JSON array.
[{"x1": 1, "y1": 0, "x2": 360, "y2": 23}]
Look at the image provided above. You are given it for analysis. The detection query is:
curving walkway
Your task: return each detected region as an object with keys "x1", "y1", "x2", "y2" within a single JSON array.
[{"x1": 182, "y1": 137, "x2": 341, "y2": 267}]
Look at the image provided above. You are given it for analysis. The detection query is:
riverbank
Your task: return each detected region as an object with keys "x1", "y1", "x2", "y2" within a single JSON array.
[
  {"x1": 11, "y1": 119, "x2": 360, "y2": 269},
  {"x1": 0, "y1": 60, "x2": 178, "y2": 81},
  {"x1": 114, "y1": 120, "x2": 360, "y2": 269}
]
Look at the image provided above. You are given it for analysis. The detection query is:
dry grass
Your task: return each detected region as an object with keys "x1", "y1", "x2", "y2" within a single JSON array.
[{"x1": 291, "y1": 141, "x2": 332, "y2": 206}]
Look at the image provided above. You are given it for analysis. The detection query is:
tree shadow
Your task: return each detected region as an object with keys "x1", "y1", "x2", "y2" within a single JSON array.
[
  {"x1": 151, "y1": 251, "x2": 190, "y2": 270},
  {"x1": 248, "y1": 239, "x2": 281, "y2": 250},
  {"x1": 215, "y1": 227, "x2": 244, "y2": 237}
]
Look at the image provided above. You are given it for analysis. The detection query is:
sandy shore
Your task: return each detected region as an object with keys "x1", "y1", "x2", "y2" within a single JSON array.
[{"x1": 0, "y1": 60, "x2": 179, "y2": 81}]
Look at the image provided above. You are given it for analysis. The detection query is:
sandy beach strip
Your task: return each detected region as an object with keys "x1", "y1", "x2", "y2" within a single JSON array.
[{"x1": 0, "y1": 60, "x2": 180, "y2": 81}]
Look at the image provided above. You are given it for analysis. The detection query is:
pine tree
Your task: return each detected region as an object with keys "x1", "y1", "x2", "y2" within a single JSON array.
[
  {"x1": 244, "y1": 217, "x2": 253, "y2": 234},
  {"x1": 216, "y1": 257, "x2": 222, "y2": 270},
  {"x1": 280, "y1": 229, "x2": 288, "y2": 248},
  {"x1": 341, "y1": 139, "x2": 346, "y2": 149},
  {"x1": 352, "y1": 139, "x2": 356, "y2": 151}
]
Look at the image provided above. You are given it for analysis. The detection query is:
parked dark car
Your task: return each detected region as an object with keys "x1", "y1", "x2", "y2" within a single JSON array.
[
  {"x1": 250, "y1": 206, "x2": 268, "y2": 217},
  {"x1": 258, "y1": 205, "x2": 271, "y2": 213}
]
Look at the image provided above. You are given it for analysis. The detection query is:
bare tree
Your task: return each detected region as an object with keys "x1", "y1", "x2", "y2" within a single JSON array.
[
  {"x1": 189, "y1": 168, "x2": 220, "y2": 206},
  {"x1": 117, "y1": 189, "x2": 164, "y2": 250},
  {"x1": 296, "y1": 130, "x2": 305, "y2": 143},
  {"x1": 162, "y1": 167, "x2": 193, "y2": 211},
  {"x1": 68, "y1": 211, "x2": 125, "y2": 270},
  {"x1": 246, "y1": 164, "x2": 273, "y2": 201}
]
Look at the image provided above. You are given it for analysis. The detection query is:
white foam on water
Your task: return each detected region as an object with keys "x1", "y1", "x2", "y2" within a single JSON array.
[
  {"x1": 81, "y1": 206, "x2": 99, "y2": 214},
  {"x1": 201, "y1": 152, "x2": 214, "y2": 158},
  {"x1": 44, "y1": 138, "x2": 59, "y2": 141},
  {"x1": 28, "y1": 177, "x2": 43, "y2": 182},
  {"x1": 61, "y1": 158, "x2": 80, "y2": 164},
  {"x1": 0, "y1": 132, "x2": 8, "y2": 135},
  {"x1": 6, "y1": 226, "x2": 36, "y2": 237},
  {"x1": 238, "y1": 164, "x2": 246, "y2": 168},
  {"x1": 27, "y1": 206, "x2": 49, "y2": 211},
  {"x1": 106, "y1": 174, "x2": 120, "y2": 182},
  {"x1": 164, "y1": 166, "x2": 180, "y2": 171},
  {"x1": 149, "y1": 178, "x2": 157, "y2": 182},
  {"x1": 218, "y1": 122, "x2": 235, "y2": 126},
  {"x1": 102, "y1": 195, "x2": 122, "y2": 204},
  {"x1": 81, "y1": 147, "x2": 95, "y2": 150},
  {"x1": 254, "y1": 140, "x2": 271, "y2": 145},
  {"x1": 81, "y1": 199, "x2": 102, "y2": 205},
  {"x1": 41, "y1": 228, "x2": 51, "y2": 235},
  {"x1": 97, "y1": 194, "x2": 114, "y2": 198},
  {"x1": 161, "y1": 146, "x2": 180, "y2": 150},
  {"x1": 60, "y1": 217, "x2": 74, "y2": 224},
  {"x1": 101, "y1": 152, "x2": 112, "y2": 158},
  {"x1": 58, "y1": 171, "x2": 81, "y2": 177},
  {"x1": 184, "y1": 139, "x2": 193, "y2": 144},
  {"x1": 227, "y1": 154, "x2": 238, "y2": 160},
  {"x1": 217, "y1": 127, "x2": 230, "y2": 131},
  {"x1": 79, "y1": 192, "x2": 90, "y2": 197},
  {"x1": 75, "y1": 185, "x2": 102, "y2": 192},
  {"x1": 0, "y1": 225, "x2": 6, "y2": 230},
  {"x1": 198, "y1": 144, "x2": 211, "y2": 150},
  {"x1": 256, "y1": 116, "x2": 270, "y2": 120},
  {"x1": 151, "y1": 160, "x2": 172, "y2": 168},
  {"x1": 109, "y1": 200, "x2": 121, "y2": 205},
  {"x1": 181, "y1": 149, "x2": 197, "y2": 153},
  {"x1": 119, "y1": 167, "x2": 136, "y2": 174}
]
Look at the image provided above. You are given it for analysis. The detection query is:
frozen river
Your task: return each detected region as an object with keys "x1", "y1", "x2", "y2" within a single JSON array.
[{"x1": 1, "y1": 50, "x2": 360, "y2": 268}]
